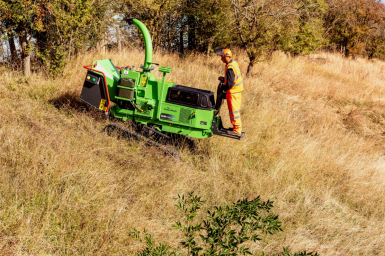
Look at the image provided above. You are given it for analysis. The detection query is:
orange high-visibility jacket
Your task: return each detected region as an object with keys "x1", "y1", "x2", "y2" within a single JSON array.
[{"x1": 224, "y1": 60, "x2": 244, "y2": 93}]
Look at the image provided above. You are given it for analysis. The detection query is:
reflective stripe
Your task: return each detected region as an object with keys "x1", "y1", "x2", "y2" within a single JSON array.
[
  {"x1": 233, "y1": 80, "x2": 243, "y2": 87},
  {"x1": 231, "y1": 116, "x2": 241, "y2": 120},
  {"x1": 229, "y1": 110, "x2": 240, "y2": 115}
]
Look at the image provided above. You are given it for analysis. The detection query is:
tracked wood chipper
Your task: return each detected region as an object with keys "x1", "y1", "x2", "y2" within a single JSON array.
[{"x1": 79, "y1": 19, "x2": 245, "y2": 156}]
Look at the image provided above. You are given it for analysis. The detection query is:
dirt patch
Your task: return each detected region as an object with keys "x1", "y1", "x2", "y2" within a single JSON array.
[{"x1": 339, "y1": 106, "x2": 385, "y2": 150}]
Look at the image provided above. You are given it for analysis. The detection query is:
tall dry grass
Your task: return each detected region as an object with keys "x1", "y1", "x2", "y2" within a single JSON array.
[{"x1": 1, "y1": 48, "x2": 385, "y2": 255}]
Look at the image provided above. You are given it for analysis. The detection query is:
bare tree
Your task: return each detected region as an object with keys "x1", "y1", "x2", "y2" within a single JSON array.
[
  {"x1": 229, "y1": 0, "x2": 325, "y2": 75},
  {"x1": 229, "y1": 0, "x2": 298, "y2": 75},
  {"x1": 8, "y1": 31, "x2": 20, "y2": 68}
]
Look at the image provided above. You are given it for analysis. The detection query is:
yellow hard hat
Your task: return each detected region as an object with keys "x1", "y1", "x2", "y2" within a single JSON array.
[{"x1": 215, "y1": 48, "x2": 232, "y2": 58}]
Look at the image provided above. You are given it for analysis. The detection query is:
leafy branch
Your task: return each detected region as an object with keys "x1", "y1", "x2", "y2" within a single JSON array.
[{"x1": 128, "y1": 192, "x2": 318, "y2": 256}]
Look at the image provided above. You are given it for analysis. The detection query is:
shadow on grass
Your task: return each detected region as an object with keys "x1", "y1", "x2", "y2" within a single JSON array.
[{"x1": 51, "y1": 91, "x2": 108, "y2": 121}]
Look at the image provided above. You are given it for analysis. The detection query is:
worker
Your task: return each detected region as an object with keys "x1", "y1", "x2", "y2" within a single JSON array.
[{"x1": 215, "y1": 48, "x2": 244, "y2": 137}]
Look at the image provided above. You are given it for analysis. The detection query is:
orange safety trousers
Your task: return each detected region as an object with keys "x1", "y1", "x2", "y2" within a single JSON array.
[{"x1": 226, "y1": 92, "x2": 242, "y2": 133}]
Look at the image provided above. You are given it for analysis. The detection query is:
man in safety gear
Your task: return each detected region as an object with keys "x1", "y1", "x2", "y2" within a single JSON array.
[{"x1": 215, "y1": 48, "x2": 244, "y2": 137}]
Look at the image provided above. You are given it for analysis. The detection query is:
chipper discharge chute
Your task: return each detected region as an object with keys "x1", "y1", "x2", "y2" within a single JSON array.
[{"x1": 79, "y1": 18, "x2": 245, "y2": 156}]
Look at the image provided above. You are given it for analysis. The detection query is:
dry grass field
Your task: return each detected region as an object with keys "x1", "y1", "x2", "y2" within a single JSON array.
[{"x1": 1, "y1": 48, "x2": 385, "y2": 255}]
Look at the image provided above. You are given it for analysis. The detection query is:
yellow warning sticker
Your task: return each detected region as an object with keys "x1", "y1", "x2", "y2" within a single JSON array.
[
  {"x1": 141, "y1": 77, "x2": 147, "y2": 86},
  {"x1": 99, "y1": 99, "x2": 107, "y2": 111}
]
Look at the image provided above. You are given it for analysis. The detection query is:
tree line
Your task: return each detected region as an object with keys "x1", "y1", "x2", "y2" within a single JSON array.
[{"x1": 1, "y1": 0, "x2": 385, "y2": 76}]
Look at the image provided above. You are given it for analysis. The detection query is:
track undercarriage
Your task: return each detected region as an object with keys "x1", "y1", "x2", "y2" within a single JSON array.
[{"x1": 104, "y1": 118, "x2": 197, "y2": 158}]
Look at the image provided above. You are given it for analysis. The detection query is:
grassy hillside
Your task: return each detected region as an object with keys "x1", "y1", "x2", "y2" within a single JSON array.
[{"x1": 1, "y1": 49, "x2": 385, "y2": 255}]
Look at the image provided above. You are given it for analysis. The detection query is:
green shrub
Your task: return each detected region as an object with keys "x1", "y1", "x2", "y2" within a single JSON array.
[{"x1": 128, "y1": 193, "x2": 319, "y2": 256}]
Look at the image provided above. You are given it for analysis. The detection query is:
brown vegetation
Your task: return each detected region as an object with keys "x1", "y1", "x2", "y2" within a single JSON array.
[{"x1": 1, "y1": 49, "x2": 385, "y2": 255}]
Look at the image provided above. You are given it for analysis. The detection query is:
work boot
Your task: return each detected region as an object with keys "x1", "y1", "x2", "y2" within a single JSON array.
[{"x1": 227, "y1": 130, "x2": 242, "y2": 137}]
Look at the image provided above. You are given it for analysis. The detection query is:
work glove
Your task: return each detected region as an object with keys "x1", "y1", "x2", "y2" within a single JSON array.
[{"x1": 218, "y1": 76, "x2": 225, "y2": 83}]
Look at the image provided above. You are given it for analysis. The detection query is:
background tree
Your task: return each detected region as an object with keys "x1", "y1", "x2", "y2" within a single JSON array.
[
  {"x1": 364, "y1": 0, "x2": 385, "y2": 59},
  {"x1": 122, "y1": 0, "x2": 233, "y2": 55},
  {"x1": 323, "y1": 0, "x2": 385, "y2": 58},
  {"x1": 0, "y1": 0, "x2": 111, "y2": 76},
  {"x1": 229, "y1": 0, "x2": 327, "y2": 76},
  {"x1": 123, "y1": 0, "x2": 182, "y2": 52},
  {"x1": 0, "y1": 0, "x2": 47, "y2": 76},
  {"x1": 185, "y1": 0, "x2": 233, "y2": 56},
  {"x1": 278, "y1": 0, "x2": 327, "y2": 56},
  {"x1": 34, "y1": 0, "x2": 111, "y2": 75},
  {"x1": 2, "y1": 0, "x2": 385, "y2": 77}
]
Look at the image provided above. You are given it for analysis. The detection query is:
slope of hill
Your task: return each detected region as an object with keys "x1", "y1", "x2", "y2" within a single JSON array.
[{"x1": 1, "y1": 49, "x2": 385, "y2": 255}]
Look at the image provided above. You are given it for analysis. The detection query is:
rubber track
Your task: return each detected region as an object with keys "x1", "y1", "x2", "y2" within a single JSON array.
[{"x1": 104, "y1": 123, "x2": 181, "y2": 158}]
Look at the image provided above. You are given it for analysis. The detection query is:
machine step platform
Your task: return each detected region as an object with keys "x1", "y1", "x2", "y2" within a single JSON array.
[{"x1": 211, "y1": 119, "x2": 245, "y2": 140}]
